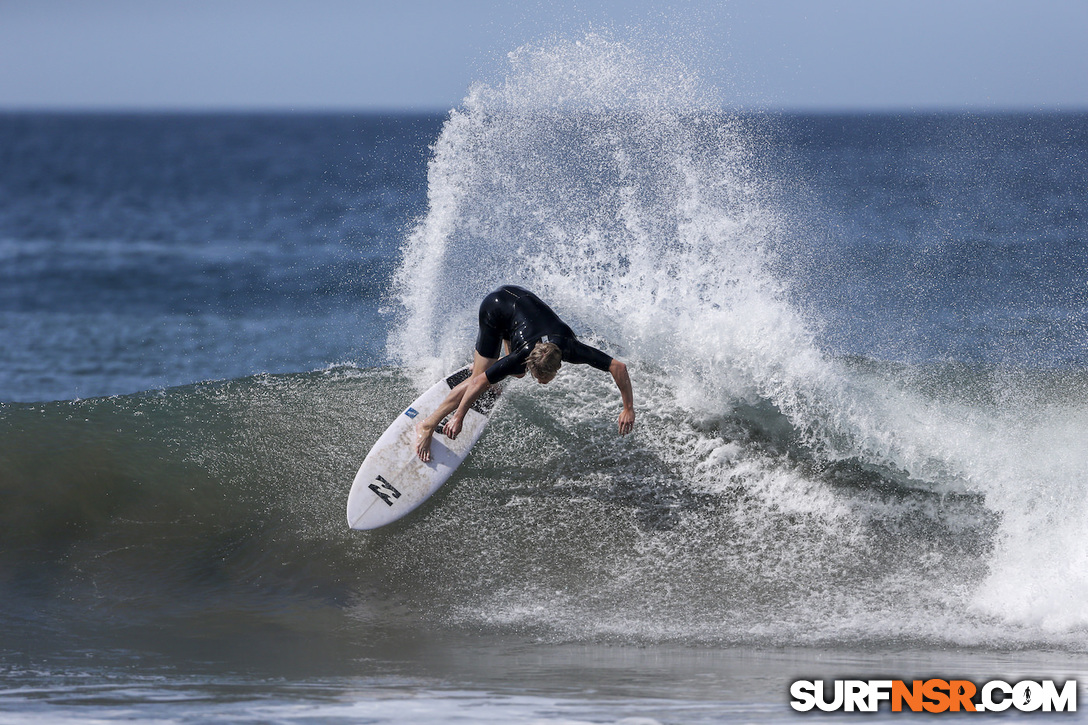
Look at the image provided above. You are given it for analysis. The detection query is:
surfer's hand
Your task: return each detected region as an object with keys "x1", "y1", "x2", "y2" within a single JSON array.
[
  {"x1": 618, "y1": 407, "x2": 635, "y2": 436},
  {"x1": 443, "y1": 415, "x2": 463, "y2": 439}
]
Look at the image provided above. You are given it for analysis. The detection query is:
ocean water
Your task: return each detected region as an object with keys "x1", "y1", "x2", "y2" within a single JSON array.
[{"x1": 3, "y1": 35, "x2": 1088, "y2": 722}]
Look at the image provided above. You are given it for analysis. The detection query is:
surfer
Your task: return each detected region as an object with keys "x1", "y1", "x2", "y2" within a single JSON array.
[{"x1": 414, "y1": 285, "x2": 635, "y2": 462}]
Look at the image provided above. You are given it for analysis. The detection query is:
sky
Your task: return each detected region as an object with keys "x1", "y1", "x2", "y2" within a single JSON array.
[{"x1": 1, "y1": 0, "x2": 1086, "y2": 112}]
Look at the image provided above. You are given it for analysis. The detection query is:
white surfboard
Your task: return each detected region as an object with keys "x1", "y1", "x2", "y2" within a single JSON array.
[{"x1": 346, "y1": 367, "x2": 501, "y2": 530}]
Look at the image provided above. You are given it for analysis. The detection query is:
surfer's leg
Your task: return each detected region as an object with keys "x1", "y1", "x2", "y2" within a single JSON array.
[
  {"x1": 415, "y1": 351, "x2": 497, "y2": 462},
  {"x1": 416, "y1": 297, "x2": 505, "y2": 462},
  {"x1": 473, "y1": 348, "x2": 495, "y2": 378}
]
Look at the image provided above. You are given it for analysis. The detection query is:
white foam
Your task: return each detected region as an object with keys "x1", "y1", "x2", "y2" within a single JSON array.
[{"x1": 388, "y1": 33, "x2": 1088, "y2": 647}]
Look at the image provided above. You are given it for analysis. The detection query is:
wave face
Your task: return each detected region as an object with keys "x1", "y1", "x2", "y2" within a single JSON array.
[{"x1": 3, "y1": 364, "x2": 1085, "y2": 653}]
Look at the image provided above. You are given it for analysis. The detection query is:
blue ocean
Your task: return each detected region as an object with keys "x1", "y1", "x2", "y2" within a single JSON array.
[{"x1": 2, "y1": 37, "x2": 1087, "y2": 722}]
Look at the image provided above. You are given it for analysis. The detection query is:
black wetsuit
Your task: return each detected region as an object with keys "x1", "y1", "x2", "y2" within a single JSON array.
[{"x1": 475, "y1": 285, "x2": 614, "y2": 384}]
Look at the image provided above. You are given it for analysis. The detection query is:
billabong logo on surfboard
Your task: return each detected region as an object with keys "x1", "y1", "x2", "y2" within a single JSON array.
[{"x1": 369, "y1": 475, "x2": 402, "y2": 506}]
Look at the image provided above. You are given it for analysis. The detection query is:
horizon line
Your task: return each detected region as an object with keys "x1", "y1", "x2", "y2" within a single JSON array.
[{"x1": 2, "y1": 103, "x2": 1087, "y2": 115}]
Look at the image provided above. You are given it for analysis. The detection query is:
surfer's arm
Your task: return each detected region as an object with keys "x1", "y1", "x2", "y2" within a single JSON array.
[
  {"x1": 610, "y1": 359, "x2": 635, "y2": 435},
  {"x1": 443, "y1": 372, "x2": 491, "y2": 439},
  {"x1": 563, "y1": 340, "x2": 633, "y2": 435}
]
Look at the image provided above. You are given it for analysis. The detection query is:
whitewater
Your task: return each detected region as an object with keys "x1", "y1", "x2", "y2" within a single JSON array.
[{"x1": 387, "y1": 34, "x2": 1088, "y2": 645}]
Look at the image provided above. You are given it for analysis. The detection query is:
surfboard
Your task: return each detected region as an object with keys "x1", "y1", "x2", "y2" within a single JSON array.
[{"x1": 346, "y1": 367, "x2": 501, "y2": 530}]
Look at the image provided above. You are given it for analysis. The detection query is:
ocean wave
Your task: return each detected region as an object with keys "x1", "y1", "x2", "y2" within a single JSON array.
[
  {"x1": 5, "y1": 35, "x2": 1088, "y2": 656},
  {"x1": 1, "y1": 359, "x2": 1082, "y2": 651}
]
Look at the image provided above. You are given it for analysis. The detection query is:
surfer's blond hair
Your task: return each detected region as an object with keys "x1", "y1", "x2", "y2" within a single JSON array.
[{"x1": 526, "y1": 342, "x2": 562, "y2": 379}]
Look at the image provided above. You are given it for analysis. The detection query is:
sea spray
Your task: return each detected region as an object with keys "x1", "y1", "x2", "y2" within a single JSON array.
[
  {"x1": 388, "y1": 34, "x2": 820, "y2": 426},
  {"x1": 387, "y1": 33, "x2": 1088, "y2": 645}
]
